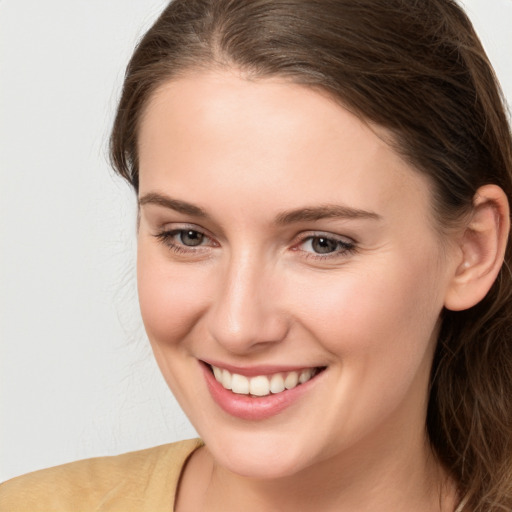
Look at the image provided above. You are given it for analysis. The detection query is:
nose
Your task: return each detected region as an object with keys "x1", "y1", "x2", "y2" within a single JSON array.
[{"x1": 207, "y1": 252, "x2": 290, "y2": 355}]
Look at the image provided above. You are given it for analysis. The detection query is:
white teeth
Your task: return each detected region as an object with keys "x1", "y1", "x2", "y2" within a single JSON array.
[
  {"x1": 299, "y1": 368, "x2": 312, "y2": 384},
  {"x1": 249, "y1": 375, "x2": 270, "y2": 396},
  {"x1": 231, "y1": 373, "x2": 250, "y2": 394},
  {"x1": 269, "y1": 373, "x2": 285, "y2": 394},
  {"x1": 221, "y1": 369, "x2": 232, "y2": 390},
  {"x1": 213, "y1": 366, "x2": 223, "y2": 382},
  {"x1": 284, "y1": 371, "x2": 299, "y2": 389},
  {"x1": 211, "y1": 365, "x2": 319, "y2": 397}
]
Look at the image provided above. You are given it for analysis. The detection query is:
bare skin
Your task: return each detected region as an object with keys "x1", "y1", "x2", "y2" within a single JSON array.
[
  {"x1": 136, "y1": 69, "x2": 507, "y2": 511},
  {"x1": 176, "y1": 440, "x2": 460, "y2": 512}
]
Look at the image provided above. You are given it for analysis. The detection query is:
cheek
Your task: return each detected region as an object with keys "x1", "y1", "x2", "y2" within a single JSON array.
[
  {"x1": 287, "y1": 256, "x2": 444, "y2": 438},
  {"x1": 290, "y1": 254, "x2": 443, "y2": 364},
  {"x1": 136, "y1": 245, "x2": 212, "y2": 347}
]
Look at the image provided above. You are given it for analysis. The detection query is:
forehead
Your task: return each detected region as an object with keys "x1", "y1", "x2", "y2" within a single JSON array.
[{"x1": 137, "y1": 70, "x2": 434, "y2": 224}]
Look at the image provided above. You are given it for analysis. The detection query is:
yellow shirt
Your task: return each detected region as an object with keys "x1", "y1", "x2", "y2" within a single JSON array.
[{"x1": 0, "y1": 438, "x2": 203, "y2": 512}]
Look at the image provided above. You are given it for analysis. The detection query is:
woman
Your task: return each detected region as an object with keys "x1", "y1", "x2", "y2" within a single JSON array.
[{"x1": 1, "y1": 0, "x2": 511, "y2": 511}]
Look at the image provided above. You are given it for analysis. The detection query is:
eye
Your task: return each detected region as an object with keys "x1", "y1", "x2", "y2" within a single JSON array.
[
  {"x1": 295, "y1": 233, "x2": 356, "y2": 258},
  {"x1": 309, "y1": 236, "x2": 340, "y2": 254},
  {"x1": 177, "y1": 229, "x2": 205, "y2": 247},
  {"x1": 153, "y1": 226, "x2": 217, "y2": 255}
]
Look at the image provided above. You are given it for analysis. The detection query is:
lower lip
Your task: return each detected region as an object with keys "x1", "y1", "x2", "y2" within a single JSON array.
[{"x1": 201, "y1": 363, "x2": 323, "y2": 421}]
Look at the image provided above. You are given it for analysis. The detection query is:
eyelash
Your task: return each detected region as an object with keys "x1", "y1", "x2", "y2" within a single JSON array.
[
  {"x1": 153, "y1": 228, "x2": 357, "y2": 260},
  {"x1": 154, "y1": 228, "x2": 215, "y2": 255},
  {"x1": 293, "y1": 234, "x2": 357, "y2": 260}
]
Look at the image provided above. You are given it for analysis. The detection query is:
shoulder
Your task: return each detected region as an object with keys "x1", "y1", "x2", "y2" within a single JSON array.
[{"x1": 0, "y1": 438, "x2": 203, "y2": 512}]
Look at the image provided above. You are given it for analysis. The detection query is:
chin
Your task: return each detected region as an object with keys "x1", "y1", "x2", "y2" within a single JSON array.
[
  {"x1": 217, "y1": 451, "x2": 307, "y2": 480},
  {"x1": 202, "y1": 428, "x2": 317, "y2": 480}
]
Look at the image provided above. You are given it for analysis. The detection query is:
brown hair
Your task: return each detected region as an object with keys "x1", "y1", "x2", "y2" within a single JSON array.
[{"x1": 110, "y1": 1, "x2": 512, "y2": 509}]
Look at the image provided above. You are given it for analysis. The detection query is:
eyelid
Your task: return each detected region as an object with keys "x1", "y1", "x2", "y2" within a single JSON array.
[
  {"x1": 291, "y1": 231, "x2": 357, "y2": 258},
  {"x1": 293, "y1": 230, "x2": 356, "y2": 245},
  {"x1": 159, "y1": 222, "x2": 217, "y2": 240},
  {"x1": 153, "y1": 224, "x2": 357, "y2": 260},
  {"x1": 153, "y1": 223, "x2": 219, "y2": 253}
]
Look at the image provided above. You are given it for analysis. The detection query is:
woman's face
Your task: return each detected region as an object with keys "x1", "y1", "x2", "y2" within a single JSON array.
[{"x1": 137, "y1": 70, "x2": 458, "y2": 479}]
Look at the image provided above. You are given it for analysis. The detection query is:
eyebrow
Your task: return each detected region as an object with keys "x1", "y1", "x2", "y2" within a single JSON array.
[
  {"x1": 138, "y1": 192, "x2": 381, "y2": 224},
  {"x1": 139, "y1": 192, "x2": 207, "y2": 217},
  {"x1": 275, "y1": 205, "x2": 381, "y2": 224}
]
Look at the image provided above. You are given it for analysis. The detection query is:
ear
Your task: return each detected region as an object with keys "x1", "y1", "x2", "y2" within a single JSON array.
[{"x1": 444, "y1": 184, "x2": 510, "y2": 311}]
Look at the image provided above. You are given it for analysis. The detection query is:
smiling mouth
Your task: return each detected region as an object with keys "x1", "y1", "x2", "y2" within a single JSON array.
[{"x1": 208, "y1": 364, "x2": 326, "y2": 397}]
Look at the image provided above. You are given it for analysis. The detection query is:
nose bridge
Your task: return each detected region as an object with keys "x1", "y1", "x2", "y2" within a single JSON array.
[{"x1": 208, "y1": 248, "x2": 288, "y2": 353}]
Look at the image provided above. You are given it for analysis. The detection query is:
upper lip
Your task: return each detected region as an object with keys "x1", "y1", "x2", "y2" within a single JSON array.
[{"x1": 201, "y1": 359, "x2": 325, "y2": 377}]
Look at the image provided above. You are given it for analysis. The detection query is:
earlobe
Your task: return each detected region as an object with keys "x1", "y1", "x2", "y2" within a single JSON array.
[{"x1": 444, "y1": 185, "x2": 510, "y2": 311}]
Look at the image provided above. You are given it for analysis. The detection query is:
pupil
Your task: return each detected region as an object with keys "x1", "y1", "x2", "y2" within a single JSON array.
[
  {"x1": 312, "y1": 237, "x2": 337, "y2": 254},
  {"x1": 181, "y1": 230, "x2": 203, "y2": 246}
]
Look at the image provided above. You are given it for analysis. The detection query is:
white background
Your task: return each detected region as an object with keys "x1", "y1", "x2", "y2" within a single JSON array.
[{"x1": 1, "y1": 0, "x2": 511, "y2": 482}]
